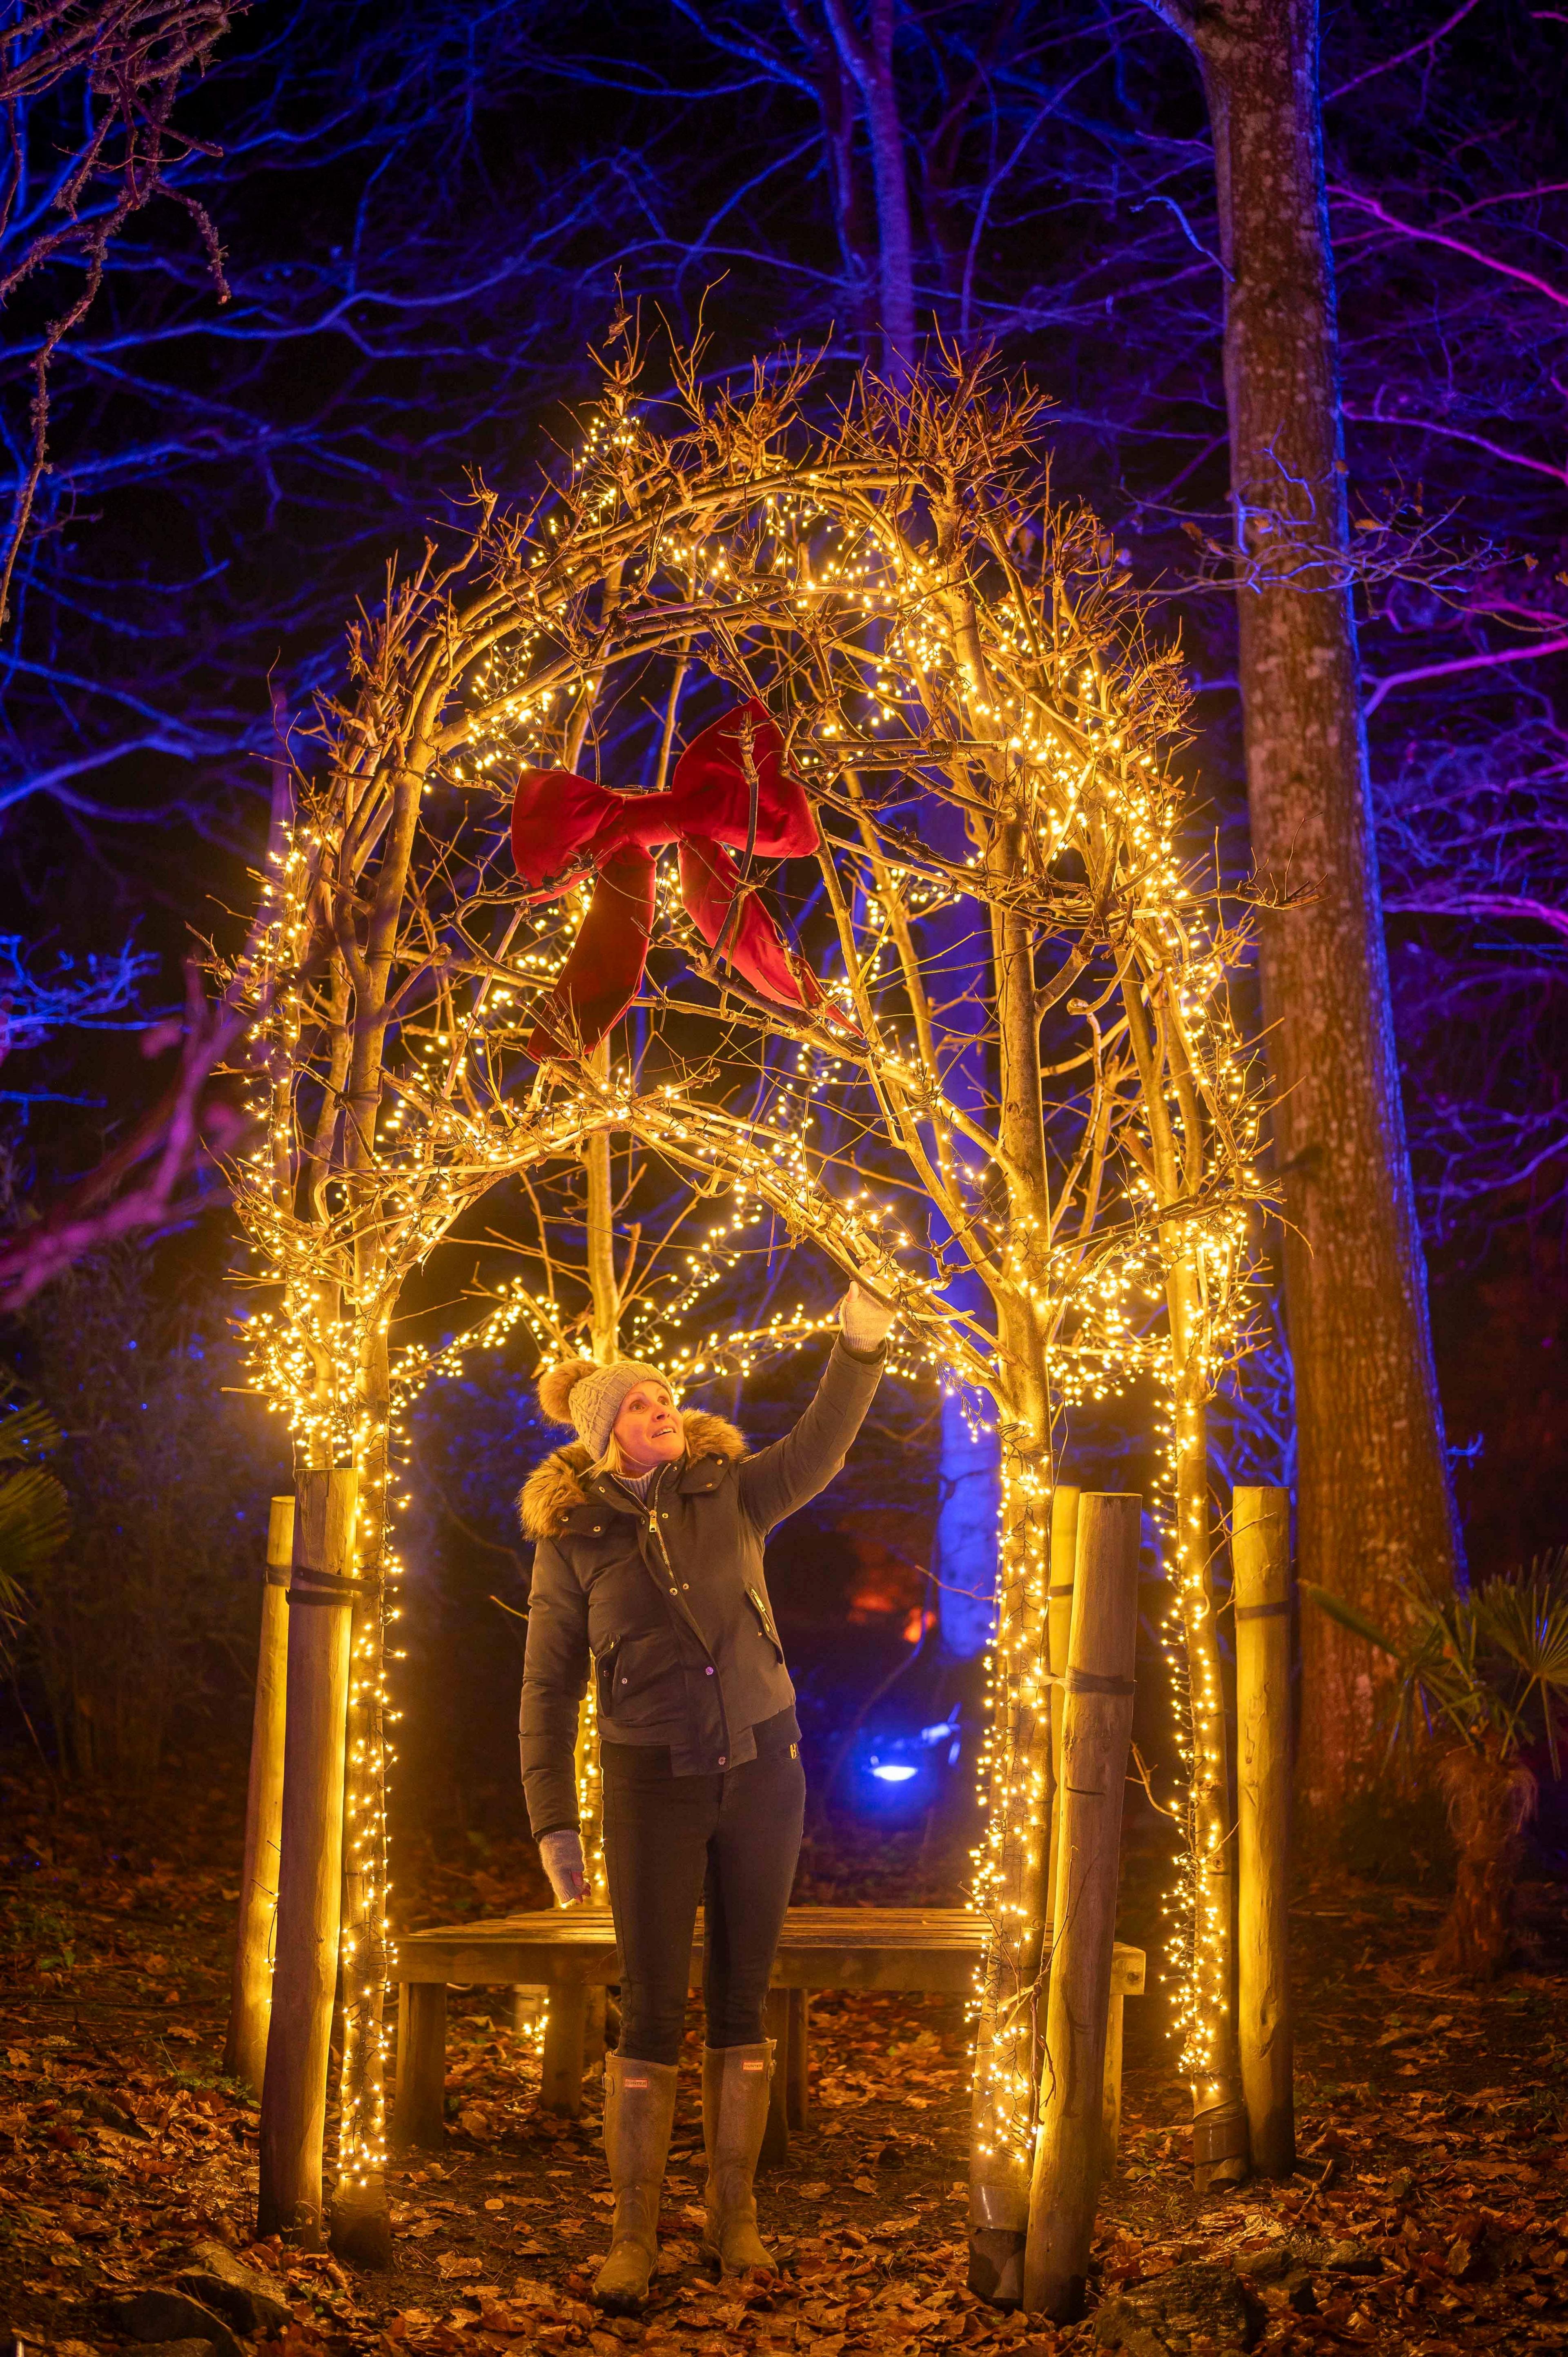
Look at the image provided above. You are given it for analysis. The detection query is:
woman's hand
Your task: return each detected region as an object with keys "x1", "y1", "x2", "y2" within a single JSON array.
[
  {"x1": 840, "y1": 1278, "x2": 895, "y2": 1352},
  {"x1": 539, "y1": 1829, "x2": 589, "y2": 1906}
]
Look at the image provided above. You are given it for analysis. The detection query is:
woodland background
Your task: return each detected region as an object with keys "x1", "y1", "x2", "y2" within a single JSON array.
[{"x1": 0, "y1": 0, "x2": 1564, "y2": 1851}]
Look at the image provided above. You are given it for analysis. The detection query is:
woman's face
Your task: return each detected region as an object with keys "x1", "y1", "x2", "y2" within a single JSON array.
[{"x1": 611, "y1": 1381, "x2": 683, "y2": 1472}]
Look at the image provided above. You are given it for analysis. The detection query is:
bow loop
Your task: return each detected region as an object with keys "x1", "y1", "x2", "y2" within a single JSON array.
[{"x1": 509, "y1": 700, "x2": 835, "y2": 1061}]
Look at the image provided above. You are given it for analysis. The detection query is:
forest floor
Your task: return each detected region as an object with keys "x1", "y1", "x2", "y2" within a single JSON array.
[{"x1": 3, "y1": 1753, "x2": 1568, "y2": 2357}]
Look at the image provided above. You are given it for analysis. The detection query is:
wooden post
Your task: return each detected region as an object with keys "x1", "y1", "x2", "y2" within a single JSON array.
[
  {"x1": 760, "y1": 1987, "x2": 791, "y2": 2167},
  {"x1": 583, "y1": 1984, "x2": 608, "y2": 2078},
  {"x1": 257, "y1": 1468, "x2": 358, "y2": 2244},
  {"x1": 785, "y1": 1989, "x2": 809, "y2": 2128},
  {"x1": 1024, "y1": 1493, "x2": 1141, "y2": 2320},
  {"x1": 1100, "y1": 1987, "x2": 1125, "y2": 2174},
  {"x1": 1045, "y1": 1485, "x2": 1079, "y2": 1936},
  {"x1": 392, "y1": 1982, "x2": 448, "y2": 2151},
  {"x1": 1233, "y1": 1486, "x2": 1295, "y2": 2176},
  {"x1": 539, "y1": 1985, "x2": 589, "y2": 2117},
  {"x1": 224, "y1": 1497, "x2": 294, "y2": 2090}
]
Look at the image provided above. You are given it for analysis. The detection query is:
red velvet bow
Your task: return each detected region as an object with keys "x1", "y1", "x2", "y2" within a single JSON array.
[{"x1": 510, "y1": 700, "x2": 831, "y2": 1060}]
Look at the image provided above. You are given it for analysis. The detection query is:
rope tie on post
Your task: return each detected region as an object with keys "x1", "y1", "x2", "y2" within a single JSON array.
[
  {"x1": 286, "y1": 1571, "x2": 361, "y2": 1607},
  {"x1": 1064, "y1": 1669, "x2": 1136, "y2": 1698}
]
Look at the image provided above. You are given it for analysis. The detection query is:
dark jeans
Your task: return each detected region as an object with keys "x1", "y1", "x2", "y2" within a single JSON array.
[{"x1": 601, "y1": 1719, "x2": 806, "y2": 2066}]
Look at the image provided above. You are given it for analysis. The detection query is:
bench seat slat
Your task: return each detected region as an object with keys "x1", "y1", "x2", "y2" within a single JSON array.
[{"x1": 390, "y1": 1907, "x2": 1145, "y2": 1997}]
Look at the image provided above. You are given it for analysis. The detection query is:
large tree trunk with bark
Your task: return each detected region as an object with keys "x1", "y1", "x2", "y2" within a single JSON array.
[{"x1": 1148, "y1": 0, "x2": 1459, "y2": 1820}]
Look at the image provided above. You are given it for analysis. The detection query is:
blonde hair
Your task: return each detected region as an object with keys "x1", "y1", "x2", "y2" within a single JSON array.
[{"x1": 593, "y1": 1432, "x2": 637, "y2": 1481}]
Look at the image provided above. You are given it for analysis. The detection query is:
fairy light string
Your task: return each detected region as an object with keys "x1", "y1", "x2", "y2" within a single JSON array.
[{"x1": 219, "y1": 333, "x2": 1273, "y2": 2212}]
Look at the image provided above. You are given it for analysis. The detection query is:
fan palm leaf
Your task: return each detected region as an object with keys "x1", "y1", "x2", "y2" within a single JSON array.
[
  {"x1": 1470, "y1": 1554, "x2": 1568, "y2": 1775},
  {"x1": 1303, "y1": 1557, "x2": 1568, "y2": 1768}
]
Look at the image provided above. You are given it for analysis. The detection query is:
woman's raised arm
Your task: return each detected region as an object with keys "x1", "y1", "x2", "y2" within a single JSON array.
[{"x1": 737, "y1": 1284, "x2": 893, "y2": 1531}]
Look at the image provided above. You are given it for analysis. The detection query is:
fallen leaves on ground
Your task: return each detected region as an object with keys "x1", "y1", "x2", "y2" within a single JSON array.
[{"x1": 2, "y1": 1760, "x2": 1567, "y2": 2357}]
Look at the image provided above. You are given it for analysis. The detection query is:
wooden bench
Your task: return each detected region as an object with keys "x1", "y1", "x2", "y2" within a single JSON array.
[{"x1": 391, "y1": 1908, "x2": 1144, "y2": 2168}]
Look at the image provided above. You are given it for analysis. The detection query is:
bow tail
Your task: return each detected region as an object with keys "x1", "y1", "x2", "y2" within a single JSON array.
[
  {"x1": 527, "y1": 849, "x2": 657, "y2": 1061},
  {"x1": 678, "y1": 836, "x2": 828, "y2": 1017}
]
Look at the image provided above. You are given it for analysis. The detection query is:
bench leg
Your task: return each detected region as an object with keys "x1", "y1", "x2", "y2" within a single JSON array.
[
  {"x1": 785, "y1": 1989, "x2": 809, "y2": 2130},
  {"x1": 584, "y1": 1985, "x2": 607, "y2": 2076},
  {"x1": 392, "y1": 1983, "x2": 447, "y2": 2152},
  {"x1": 1101, "y1": 1989, "x2": 1125, "y2": 2176},
  {"x1": 540, "y1": 1984, "x2": 588, "y2": 2119},
  {"x1": 760, "y1": 1988, "x2": 790, "y2": 2169}
]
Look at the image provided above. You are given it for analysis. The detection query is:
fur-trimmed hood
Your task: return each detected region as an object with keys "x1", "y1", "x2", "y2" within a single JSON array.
[{"x1": 517, "y1": 1409, "x2": 747, "y2": 1541}]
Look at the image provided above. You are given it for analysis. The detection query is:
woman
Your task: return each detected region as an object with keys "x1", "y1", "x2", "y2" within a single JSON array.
[{"x1": 517, "y1": 1281, "x2": 895, "y2": 2311}]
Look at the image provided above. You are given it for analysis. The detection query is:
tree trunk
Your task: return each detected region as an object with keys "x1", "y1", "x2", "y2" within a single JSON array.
[
  {"x1": 225, "y1": 1495, "x2": 294, "y2": 2092},
  {"x1": 329, "y1": 730, "x2": 441, "y2": 2260},
  {"x1": 967, "y1": 740, "x2": 1056, "y2": 2304},
  {"x1": 584, "y1": 1118, "x2": 620, "y2": 1373},
  {"x1": 1146, "y1": 0, "x2": 1458, "y2": 1822},
  {"x1": 822, "y1": 0, "x2": 916, "y2": 372},
  {"x1": 1024, "y1": 1492, "x2": 1142, "y2": 2320},
  {"x1": 1045, "y1": 1485, "x2": 1078, "y2": 1937},
  {"x1": 258, "y1": 1468, "x2": 358, "y2": 2244},
  {"x1": 1232, "y1": 1486, "x2": 1295, "y2": 2175},
  {"x1": 331, "y1": 1349, "x2": 393, "y2": 2268},
  {"x1": 929, "y1": 898, "x2": 1002, "y2": 1669},
  {"x1": 935, "y1": 1387, "x2": 1002, "y2": 1660},
  {"x1": 965, "y1": 1405, "x2": 1052, "y2": 2306},
  {"x1": 1432, "y1": 1748, "x2": 1538, "y2": 1982},
  {"x1": 579, "y1": 1073, "x2": 618, "y2": 1900},
  {"x1": 1169, "y1": 1270, "x2": 1247, "y2": 2188},
  {"x1": 572, "y1": 1684, "x2": 606, "y2": 1902}
]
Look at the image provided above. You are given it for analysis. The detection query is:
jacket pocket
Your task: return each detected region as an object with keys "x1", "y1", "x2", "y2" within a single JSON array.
[
  {"x1": 599, "y1": 1628, "x2": 684, "y2": 1727},
  {"x1": 745, "y1": 1584, "x2": 786, "y2": 1662}
]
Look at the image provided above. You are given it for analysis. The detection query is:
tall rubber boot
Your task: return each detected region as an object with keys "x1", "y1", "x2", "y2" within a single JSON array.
[
  {"x1": 592, "y1": 2053, "x2": 678, "y2": 2313},
  {"x1": 701, "y1": 2040, "x2": 777, "y2": 2274}
]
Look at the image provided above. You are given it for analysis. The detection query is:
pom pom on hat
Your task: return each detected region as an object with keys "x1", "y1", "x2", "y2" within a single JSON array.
[{"x1": 538, "y1": 1358, "x2": 598, "y2": 1427}]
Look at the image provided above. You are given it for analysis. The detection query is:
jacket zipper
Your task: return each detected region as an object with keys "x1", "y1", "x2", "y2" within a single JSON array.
[{"x1": 641, "y1": 1483, "x2": 733, "y2": 1765}]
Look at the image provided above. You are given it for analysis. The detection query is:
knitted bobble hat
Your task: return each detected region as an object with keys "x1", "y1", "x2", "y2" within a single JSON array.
[{"x1": 537, "y1": 1356, "x2": 677, "y2": 1460}]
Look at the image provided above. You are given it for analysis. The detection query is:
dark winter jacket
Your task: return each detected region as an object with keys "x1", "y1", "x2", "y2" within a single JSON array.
[{"x1": 516, "y1": 1337, "x2": 883, "y2": 1837}]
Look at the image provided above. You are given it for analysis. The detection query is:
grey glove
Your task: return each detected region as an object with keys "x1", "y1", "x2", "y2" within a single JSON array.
[
  {"x1": 538, "y1": 1828, "x2": 588, "y2": 1907},
  {"x1": 840, "y1": 1278, "x2": 895, "y2": 1351}
]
